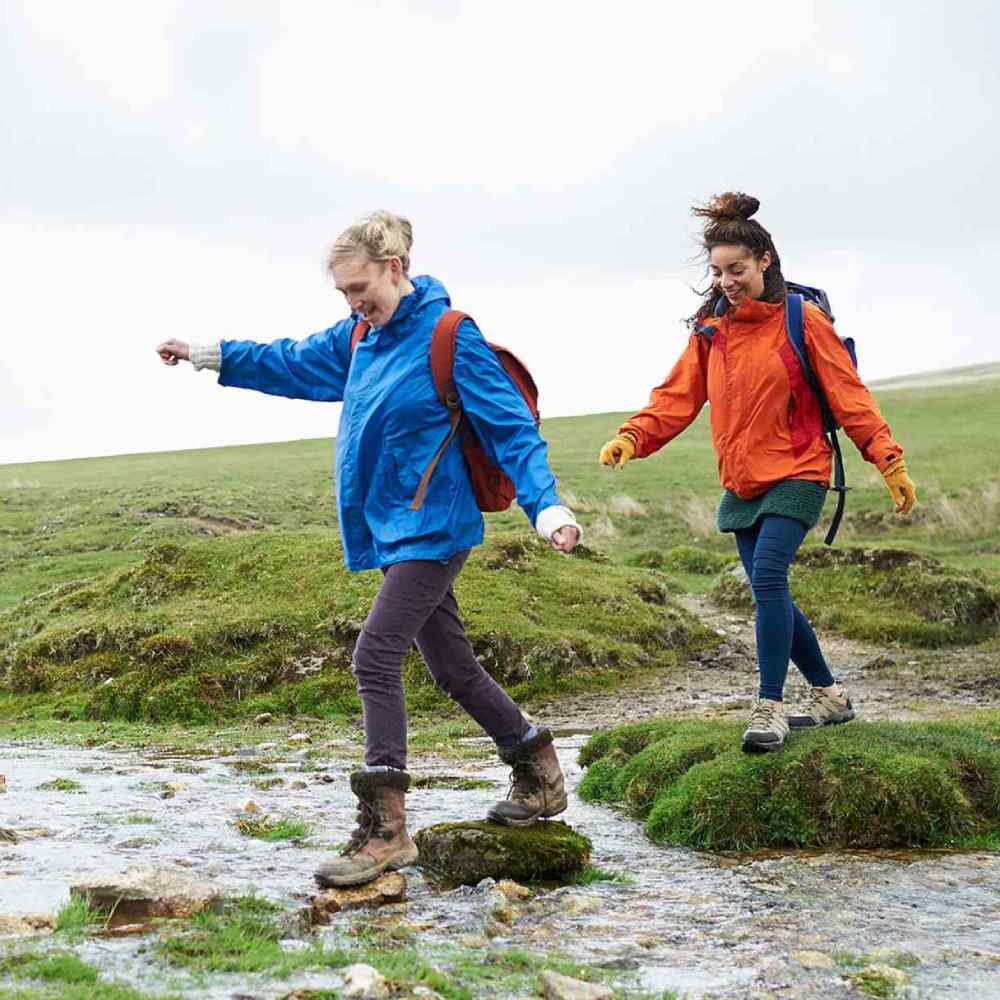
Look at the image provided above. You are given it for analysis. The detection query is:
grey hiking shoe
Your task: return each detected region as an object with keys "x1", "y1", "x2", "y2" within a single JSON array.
[
  {"x1": 787, "y1": 687, "x2": 856, "y2": 729},
  {"x1": 314, "y1": 769, "x2": 419, "y2": 889},
  {"x1": 488, "y1": 728, "x2": 568, "y2": 827},
  {"x1": 742, "y1": 697, "x2": 790, "y2": 753}
]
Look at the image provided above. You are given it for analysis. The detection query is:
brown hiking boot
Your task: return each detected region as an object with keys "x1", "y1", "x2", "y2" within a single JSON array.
[
  {"x1": 787, "y1": 687, "x2": 856, "y2": 729},
  {"x1": 742, "y1": 697, "x2": 790, "y2": 753},
  {"x1": 314, "y1": 769, "x2": 419, "y2": 888},
  {"x1": 487, "y1": 728, "x2": 568, "y2": 827}
]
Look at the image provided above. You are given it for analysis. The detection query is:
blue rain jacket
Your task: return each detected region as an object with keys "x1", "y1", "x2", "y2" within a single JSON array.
[{"x1": 218, "y1": 275, "x2": 563, "y2": 571}]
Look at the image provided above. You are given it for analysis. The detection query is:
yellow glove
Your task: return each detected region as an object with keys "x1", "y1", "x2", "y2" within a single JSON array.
[
  {"x1": 882, "y1": 458, "x2": 917, "y2": 515},
  {"x1": 599, "y1": 434, "x2": 636, "y2": 470}
]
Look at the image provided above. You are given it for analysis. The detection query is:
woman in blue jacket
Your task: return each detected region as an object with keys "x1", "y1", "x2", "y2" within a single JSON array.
[{"x1": 157, "y1": 211, "x2": 580, "y2": 888}]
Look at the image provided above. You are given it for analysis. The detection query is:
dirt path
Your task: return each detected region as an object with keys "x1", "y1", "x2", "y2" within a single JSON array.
[{"x1": 535, "y1": 594, "x2": 997, "y2": 731}]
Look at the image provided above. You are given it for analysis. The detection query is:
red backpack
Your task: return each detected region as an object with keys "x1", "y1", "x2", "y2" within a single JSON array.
[{"x1": 350, "y1": 309, "x2": 539, "y2": 512}]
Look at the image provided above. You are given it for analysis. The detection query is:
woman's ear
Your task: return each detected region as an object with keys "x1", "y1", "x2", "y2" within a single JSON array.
[{"x1": 759, "y1": 251, "x2": 772, "y2": 271}]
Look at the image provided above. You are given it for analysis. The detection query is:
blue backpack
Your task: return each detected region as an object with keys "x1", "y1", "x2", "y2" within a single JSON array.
[{"x1": 702, "y1": 282, "x2": 857, "y2": 545}]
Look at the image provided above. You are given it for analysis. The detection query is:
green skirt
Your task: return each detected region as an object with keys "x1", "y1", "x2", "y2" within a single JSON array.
[{"x1": 717, "y1": 479, "x2": 827, "y2": 533}]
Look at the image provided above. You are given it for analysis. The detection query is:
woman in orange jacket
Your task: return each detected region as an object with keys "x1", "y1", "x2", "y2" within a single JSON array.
[{"x1": 599, "y1": 193, "x2": 916, "y2": 752}]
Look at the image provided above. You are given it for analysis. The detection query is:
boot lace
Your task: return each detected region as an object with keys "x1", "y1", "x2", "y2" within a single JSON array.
[
  {"x1": 748, "y1": 698, "x2": 780, "y2": 730},
  {"x1": 341, "y1": 798, "x2": 388, "y2": 856},
  {"x1": 506, "y1": 757, "x2": 545, "y2": 810}
]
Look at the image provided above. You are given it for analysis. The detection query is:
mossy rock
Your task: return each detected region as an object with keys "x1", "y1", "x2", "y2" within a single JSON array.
[
  {"x1": 414, "y1": 820, "x2": 591, "y2": 885},
  {"x1": 709, "y1": 545, "x2": 1000, "y2": 646},
  {"x1": 579, "y1": 718, "x2": 1000, "y2": 851}
]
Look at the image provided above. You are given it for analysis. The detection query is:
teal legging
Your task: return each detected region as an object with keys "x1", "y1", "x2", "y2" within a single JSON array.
[{"x1": 734, "y1": 515, "x2": 836, "y2": 701}]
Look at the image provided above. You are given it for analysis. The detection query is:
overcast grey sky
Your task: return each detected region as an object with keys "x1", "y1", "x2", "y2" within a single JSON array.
[{"x1": 2, "y1": 0, "x2": 998, "y2": 465}]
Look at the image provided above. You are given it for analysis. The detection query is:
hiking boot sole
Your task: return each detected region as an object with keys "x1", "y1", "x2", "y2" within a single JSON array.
[
  {"x1": 741, "y1": 736, "x2": 786, "y2": 754},
  {"x1": 787, "y1": 711, "x2": 856, "y2": 730},
  {"x1": 486, "y1": 802, "x2": 568, "y2": 828},
  {"x1": 313, "y1": 846, "x2": 419, "y2": 889}
]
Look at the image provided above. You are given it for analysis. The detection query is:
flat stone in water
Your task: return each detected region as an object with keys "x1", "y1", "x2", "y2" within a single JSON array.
[
  {"x1": 415, "y1": 820, "x2": 591, "y2": 886},
  {"x1": 311, "y1": 872, "x2": 407, "y2": 923},
  {"x1": 539, "y1": 970, "x2": 613, "y2": 1000},
  {"x1": 71, "y1": 865, "x2": 221, "y2": 927}
]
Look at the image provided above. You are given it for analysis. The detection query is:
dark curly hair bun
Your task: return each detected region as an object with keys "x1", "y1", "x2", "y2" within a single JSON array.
[{"x1": 693, "y1": 192, "x2": 760, "y2": 222}]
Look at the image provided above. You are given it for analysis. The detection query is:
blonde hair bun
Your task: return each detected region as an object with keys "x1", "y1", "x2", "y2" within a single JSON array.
[{"x1": 328, "y1": 210, "x2": 413, "y2": 275}]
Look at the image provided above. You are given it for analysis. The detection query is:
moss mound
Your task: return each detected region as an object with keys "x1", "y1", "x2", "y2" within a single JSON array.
[
  {"x1": 710, "y1": 546, "x2": 1000, "y2": 646},
  {"x1": 0, "y1": 530, "x2": 716, "y2": 723},
  {"x1": 414, "y1": 820, "x2": 591, "y2": 885},
  {"x1": 628, "y1": 545, "x2": 731, "y2": 575},
  {"x1": 578, "y1": 718, "x2": 1000, "y2": 851}
]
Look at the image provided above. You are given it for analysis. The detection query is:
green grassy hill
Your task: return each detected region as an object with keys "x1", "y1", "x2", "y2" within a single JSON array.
[{"x1": 2, "y1": 361, "x2": 998, "y2": 723}]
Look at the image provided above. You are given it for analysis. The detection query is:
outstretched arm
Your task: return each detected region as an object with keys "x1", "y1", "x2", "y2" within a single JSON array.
[
  {"x1": 617, "y1": 333, "x2": 711, "y2": 456},
  {"x1": 156, "y1": 320, "x2": 354, "y2": 403}
]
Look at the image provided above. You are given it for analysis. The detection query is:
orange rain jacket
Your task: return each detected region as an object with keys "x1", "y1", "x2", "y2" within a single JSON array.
[{"x1": 619, "y1": 297, "x2": 903, "y2": 499}]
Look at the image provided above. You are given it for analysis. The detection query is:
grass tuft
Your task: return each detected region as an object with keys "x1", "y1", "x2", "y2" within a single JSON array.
[
  {"x1": 37, "y1": 777, "x2": 84, "y2": 793},
  {"x1": 233, "y1": 815, "x2": 312, "y2": 841}
]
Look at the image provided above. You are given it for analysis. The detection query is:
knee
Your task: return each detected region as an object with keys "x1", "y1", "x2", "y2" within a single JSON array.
[
  {"x1": 750, "y1": 557, "x2": 790, "y2": 600},
  {"x1": 352, "y1": 626, "x2": 403, "y2": 683}
]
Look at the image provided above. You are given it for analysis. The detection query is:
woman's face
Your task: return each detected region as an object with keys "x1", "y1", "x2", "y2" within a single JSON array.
[
  {"x1": 709, "y1": 244, "x2": 771, "y2": 308},
  {"x1": 333, "y1": 254, "x2": 407, "y2": 327}
]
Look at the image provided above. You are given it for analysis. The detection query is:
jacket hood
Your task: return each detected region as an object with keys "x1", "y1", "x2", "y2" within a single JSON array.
[
  {"x1": 728, "y1": 296, "x2": 784, "y2": 325},
  {"x1": 353, "y1": 274, "x2": 451, "y2": 331}
]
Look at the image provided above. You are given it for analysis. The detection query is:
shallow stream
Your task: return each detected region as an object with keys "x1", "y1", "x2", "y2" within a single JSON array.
[{"x1": 1, "y1": 735, "x2": 998, "y2": 998}]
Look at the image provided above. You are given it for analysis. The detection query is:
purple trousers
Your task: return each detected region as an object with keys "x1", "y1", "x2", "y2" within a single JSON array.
[{"x1": 352, "y1": 550, "x2": 530, "y2": 769}]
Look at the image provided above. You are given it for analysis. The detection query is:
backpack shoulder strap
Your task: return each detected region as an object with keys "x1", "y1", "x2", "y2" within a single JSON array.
[
  {"x1": 349, "y1": 320, "x2": 369, "y2": 354},
  {"x1": 409, "y1": 310, "x2": 471, "y2": 512},
  {"x1": 783, "y1": 294, "x2": 812, "y2": 380},
  {"x1": 785, "y1": 294, "x2": 849, "y2": 546},
  {"x1": 428, "y1": 309, "x2": 470, "y2": 411}
]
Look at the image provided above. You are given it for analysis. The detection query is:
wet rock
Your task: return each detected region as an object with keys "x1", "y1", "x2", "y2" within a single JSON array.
[
  {"x1": 0, "y1": 826, "x2": 18, "y2": 843},
  {"x1": 791, "y1": 950, "x2": 834, "y2": 969},
  {"x1": 0, "y1": 914, "x2": 55, "y2": 936},
  {"x1": 254, "y1": 712, "x2": 274, "y2": 725},
  {"x1": 846, "y1": 964, "x2": 908, "y2": 993},
  {"x1": 497, "y1": 878, "x2": 533, "y2": 901},
  {"x1": 258, "y1": 742, "x2": 277, "y2": 751},
  {"x1": 862, "y1": 654, "x2": 897, "y2": 671},
  {"x1": 415, "y1": 821, "x2": 591, "y2": 886},
  {"x1": 559, "y1": 892, "x2": 602, "y2": 916},
  {"x1": 539, "y1": 971, "x2": 613, "y2": 1000},
  {"x1": 71, "y1": 865, "x2": 221, "y2": 926},
  {"x1": 487, "y1": 887, "x2": 516, "y2": 925},
  {"x1": 689, "y1": 637, "x2": 756, "y2": 672},
  {"x1": 290, "y1": 779, "x2": 308, "y2": 790},
  {"x1": 288, "y1": 732, "x2": 312, "y2": 744},
  {"x1": 311, "y1": 872, "x2": 407, "y2": 923},
  {"x1": 98, "y1": 922, "x2": 154, "y2": 937},
  {"x1": 0, "y1": 774, "x2": 5, "y2": 793},
  {"x1": 114, "y1": 836, "x2": 160, "y2": 850},
  {"x1": 242, "y1": 799, "x2": 262, "y2": 813},
  {"x1": 342, "y1": 962, "x2": 390, "y2": 999}
]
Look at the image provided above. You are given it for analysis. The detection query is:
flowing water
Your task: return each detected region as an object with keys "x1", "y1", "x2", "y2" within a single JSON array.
[{"x1": 1, "y1": 735, "x2": 998, "y2": 998}]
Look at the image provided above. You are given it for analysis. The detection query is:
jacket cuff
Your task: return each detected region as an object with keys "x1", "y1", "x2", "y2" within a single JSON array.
[
  {"x1": 190, "y1": 342, "x2": 222, "y2": 372},
  {"x1": 617, "y1": 427, "x2": 640, "y2": 455},
  {"x1": 874, "y1": 450, "x2": 903, "y2": 473},
  {"x1": 535, "y1": 505, "x2": 582, "y2": 543}
]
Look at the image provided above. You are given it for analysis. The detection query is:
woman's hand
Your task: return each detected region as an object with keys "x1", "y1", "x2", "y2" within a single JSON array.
[
  {"x1": 882, "y1": 459, "x2": 917, "y2": 515},
  {"x1": 156, "y1": 339, "x2": 191, "y2": 366},
  {"x1": 551, "y1": 525, "x2": 580, "y2": 553},
  {"x1": 599, "y1": 434, "x2": 636, "y2": 470}
]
